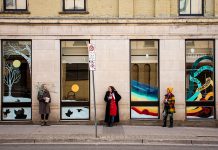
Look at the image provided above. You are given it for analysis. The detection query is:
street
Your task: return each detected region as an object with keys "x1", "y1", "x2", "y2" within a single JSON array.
[{"x1": 0, "y1": 144, "x2": 218, "y2": 150}]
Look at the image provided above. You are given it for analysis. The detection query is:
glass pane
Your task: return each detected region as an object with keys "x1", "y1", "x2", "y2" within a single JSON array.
[
  {"x1": 131, "y1": 106, "x2": 158, "y2": 119},
  {"x1": 191, "y1": 0, "x2": 202, "y2": 14},
  {"x1": 2, "y1": 40, "x2": 32, "y2": 103},
  {"x1": 61, "y1": 107, "x2": 89, "y2": 119},
  {"x1": 186, "y1": 40, "x2": 214, "y2": 119},
  {"x1": 17, "y1": 0, "x2": 26, "y2": 9},
  {"x1": 5, "y1": 0, "x2": 16, "y2": 9},
  {"x1": 61, "y1": 40, "x2": 89, "y2": 103},
  {"x1": 131, "y1": 40, "x2": 159, "y2": 102},
  {"x1": 75, "y1": 0, "x2": 85, "y2": 10},
  {"x1": 65, "y1": 0, "x2": 75, "y2": 10},
  {"x1": 187, "y1": 106, "x2": 214, "y2": 119},
  {"x1": 186, "y1": 40, "x2": 214, "y2": 102},
  {"x1": 62, "y1": 41, "x2": 88, "y2": 55},
  {"x1": 2, "y1": 107, "x2": 31, "y2": 120},
  {"x1": 180, "y1": 0, "x2": 191, "y2": 14}
]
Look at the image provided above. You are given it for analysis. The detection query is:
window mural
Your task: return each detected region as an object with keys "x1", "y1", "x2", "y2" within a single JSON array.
[
  {"x1": 131, "y1": 106, "x2": 158, "y2": 119},
  {"x1": 186, "y1": 40, "x2": 215, "y2": 119},
  {"x1": 61, "y1": 107, "x2": 89, "y2": 119},
  {"x1": 61, "y1": 40, "x2": 90, "y2": 120},
  {"x1": 130, "y1": 40, "x2": 159, "y2": 119},
  {"x1": 2, "y1": 40, "x2": 32, "y2": 120}
]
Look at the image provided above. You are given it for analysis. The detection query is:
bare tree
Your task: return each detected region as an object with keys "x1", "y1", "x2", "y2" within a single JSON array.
[
  {"x1": 3, "y1": 42, "x2": 31, "y2": 73},
  {"x1": 4, "y1": 63, "x2": 21, "y2": 97}
]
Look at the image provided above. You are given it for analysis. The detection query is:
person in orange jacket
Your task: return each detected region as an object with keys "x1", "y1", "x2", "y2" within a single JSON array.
[{"x1": 162, "y1": 87, "x2": 176, "y2": 128}]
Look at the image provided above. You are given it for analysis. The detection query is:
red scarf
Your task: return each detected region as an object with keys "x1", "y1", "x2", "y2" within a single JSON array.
[{"x1": 110, "y1": 94, "x2": 117, "y2": 116}]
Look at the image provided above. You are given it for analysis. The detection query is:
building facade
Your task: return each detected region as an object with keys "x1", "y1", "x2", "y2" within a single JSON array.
[{"x1": 0, "y1": 0, "x2": 218, "y2": 125}]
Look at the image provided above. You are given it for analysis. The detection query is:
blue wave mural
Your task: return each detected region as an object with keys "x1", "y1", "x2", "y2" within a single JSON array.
[
  {"x1": 187, "y1": 56, "x2": 214, "y2": 101},
  {"x1": 131, "y1": 80, "x2": 158, "y2": 101}
]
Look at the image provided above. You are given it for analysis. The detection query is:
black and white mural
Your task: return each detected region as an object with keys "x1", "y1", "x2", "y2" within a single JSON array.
[
  {"x1": 2, "y1": 107, "x2": 31, "y2": 120},
  {"x1": 61, "y1": 107, "x2": 89, "y2": 120},
  {"x1": 2, "y1": 40, "x2": 32, "y2": 120}
]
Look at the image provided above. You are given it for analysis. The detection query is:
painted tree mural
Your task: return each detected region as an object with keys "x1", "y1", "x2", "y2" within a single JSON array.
[
  {"x1": 3, "y1": 42, "x2": 31, "y2": 73},
  {"x1": 4, "y1": 62, "x2": 21, "y2": 97}
]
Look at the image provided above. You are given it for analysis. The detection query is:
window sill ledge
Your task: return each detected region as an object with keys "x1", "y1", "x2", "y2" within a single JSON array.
[
  {"x1": 0, "y1": 11, "x2": 30, "y2": 14},
  {"x1": 59, "y1": 11, "x2": 89, "y2": 14}
]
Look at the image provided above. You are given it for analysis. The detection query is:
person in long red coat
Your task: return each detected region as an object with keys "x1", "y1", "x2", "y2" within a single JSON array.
[{"x1": 104, "y1": 86, "x2": 121, "y2": 127}]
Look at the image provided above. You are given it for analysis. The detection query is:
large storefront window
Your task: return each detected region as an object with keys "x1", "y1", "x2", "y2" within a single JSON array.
[
  {"x1": 61, "y1": 40, "x2": 89, "y2": 120},
  {"x1": 130, "y1": 40, "x2": 159, "y2": 119},
  {"x1": 1, "y1": 40, "x2": 32, "y2": 121},
  {"x1": 186, "y1": 40, "x2": 215, "y2": 119}
]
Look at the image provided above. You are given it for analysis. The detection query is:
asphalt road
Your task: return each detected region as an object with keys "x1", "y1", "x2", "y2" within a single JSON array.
[{"x1": 0, "y1": 144, "x2": 218, "y2": 150}]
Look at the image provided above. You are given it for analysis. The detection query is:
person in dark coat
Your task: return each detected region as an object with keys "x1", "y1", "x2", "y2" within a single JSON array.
[
  {"x1": 104, "y1": 86, "x2": 121, "y2": 127},
  {"x1": 37, "y1": 84, "x2": 51, "y2": 126}
]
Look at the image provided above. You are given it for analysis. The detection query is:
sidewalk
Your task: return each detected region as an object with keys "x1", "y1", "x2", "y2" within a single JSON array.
[{"x1": 0, "y1": 125, "x2": 218, "y2": 145}]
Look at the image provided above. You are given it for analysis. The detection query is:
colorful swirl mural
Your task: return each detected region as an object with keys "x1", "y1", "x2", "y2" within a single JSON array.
[
  {"x1": 187, "y1": 106, "x2": 214, "y2": 119},
  {"x1": 131, "y1": 80, "x2": 158, "y2": 101},
  {"x1": 131, "y1": 106, "x2": 158, "y2": 119},
  {"x1": 186, "y1": 56, "x2": 214, "y2": 118}
]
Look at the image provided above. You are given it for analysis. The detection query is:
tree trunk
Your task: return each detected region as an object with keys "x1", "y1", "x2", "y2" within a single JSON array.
[{"x1": 8, "y1": 85, "x2": 12, "y2": 97}]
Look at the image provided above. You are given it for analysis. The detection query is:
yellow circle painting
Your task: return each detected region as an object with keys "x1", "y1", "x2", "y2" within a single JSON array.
[
  {"x1": 71, "y1": 84, "x2": 79, "y2": 93},
  {"x1": 13, "y1": 60, "x2": 21, "y2": 68}
]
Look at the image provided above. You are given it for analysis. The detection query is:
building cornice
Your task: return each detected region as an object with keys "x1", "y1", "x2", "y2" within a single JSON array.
[{"x1": 0, "y1": 17, "x2": 218, "y2": 25}]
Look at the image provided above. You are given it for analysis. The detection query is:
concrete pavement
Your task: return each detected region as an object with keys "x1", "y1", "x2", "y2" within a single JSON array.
[{"x1": 0, "y1": 125, "x2": 218, "y2": 145}]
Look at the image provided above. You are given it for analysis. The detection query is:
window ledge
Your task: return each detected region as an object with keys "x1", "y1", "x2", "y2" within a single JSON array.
[
  {"x1": 0, "y1": 11, "x2": 30, "y2": 14},
  {"x1": 59, "y1": 11, "x2": 89, "y2": 14}
]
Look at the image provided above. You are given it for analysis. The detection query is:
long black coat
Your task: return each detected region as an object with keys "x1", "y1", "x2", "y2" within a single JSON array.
[{"x1": 104, "y1": 91, "x2": 121, "y2": 123}]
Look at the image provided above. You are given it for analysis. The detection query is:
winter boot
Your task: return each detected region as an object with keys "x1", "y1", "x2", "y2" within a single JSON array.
[
  {"x1": 41, "y1": 120, "x2": 45, "y2": 126},
  {"x1": 44, "y1": 120, "x2": 50, "y2": 126}
]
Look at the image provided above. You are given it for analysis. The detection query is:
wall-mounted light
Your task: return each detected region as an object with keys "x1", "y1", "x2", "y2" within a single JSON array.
[
  {"x1": 191, "y1": 48, "x2": 195, "y2": 53},
  {"x1": 146, "y1": 54, "x2": 149, "y2": 58}
]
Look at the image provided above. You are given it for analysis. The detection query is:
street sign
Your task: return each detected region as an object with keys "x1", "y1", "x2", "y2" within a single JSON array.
[
  {"x1": 88, "y1": 43, "x2": 97, "y2": 138},
  {"x1": 89, "y1": 61, "x2": 96, "y2": 71},
  {"x1": 89, "y1": 52, "x2": 96, "y2": 61},
  {"x1": 88, "y1": 43, "x2": 95, "y2": 51},
  {"x1": 88, "y1": 44, "x2": 96, "y2": 71}
]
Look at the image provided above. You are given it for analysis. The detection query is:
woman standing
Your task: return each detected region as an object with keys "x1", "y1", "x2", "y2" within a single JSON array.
[
  {"x1": 37, "y1": 84, "x2": 51, "y2": 126},
  {"x1": 104, "y1": 86, "x2": 121, "y2": 127},
  {"x1": 162, "y1": 87, "x2": 176, "y2": 128}
]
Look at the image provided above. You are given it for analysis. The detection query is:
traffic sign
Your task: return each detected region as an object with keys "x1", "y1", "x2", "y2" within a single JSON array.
[
  {"x1": 88, "y1": 44, "x2": 95, "y2": 51},
  {"x1": 89, "y1": 61, "x2": 96, "y2": 71},
  {"x1": 88, "y1": 44, "x2": 96, "y2": 71}
]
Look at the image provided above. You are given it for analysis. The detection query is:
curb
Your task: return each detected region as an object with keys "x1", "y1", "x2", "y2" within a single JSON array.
[{"x1": 1, "y1": 138, "x2": 218, "y2": 145}]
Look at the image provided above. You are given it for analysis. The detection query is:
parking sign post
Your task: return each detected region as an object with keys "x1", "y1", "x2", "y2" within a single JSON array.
[{"x1": 88, "y1": 44, "x2": 97, "y2": 138}]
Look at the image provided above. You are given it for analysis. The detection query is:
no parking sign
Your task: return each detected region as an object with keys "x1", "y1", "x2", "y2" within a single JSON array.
[
  {"x1": 88, "y1": 43, "x2": 97, "y2": 138},
  {"x1": 88, "y1": 44, "x2": 96, "y2": 71}
]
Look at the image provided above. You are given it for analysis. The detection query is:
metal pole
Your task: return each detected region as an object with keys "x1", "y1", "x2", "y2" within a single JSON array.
[{"x1": 92, "y1": 70, "x2": 97, "y2": 138}]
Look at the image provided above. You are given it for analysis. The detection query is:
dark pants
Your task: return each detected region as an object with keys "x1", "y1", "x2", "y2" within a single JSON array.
[
  {"x1": 41, "y1": 114, "x2": 49, "y2": 120},
  {"x1": 163, "y1": 110, "x2": 173, "y2": 127},
  {"x1": 108, "y1": 116, "x2": 115, "y2": 127}
]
